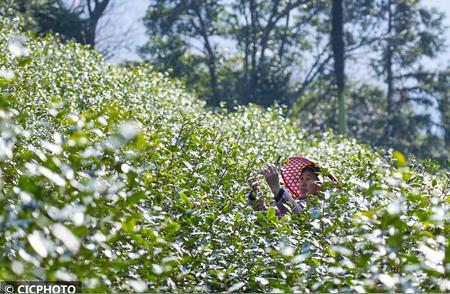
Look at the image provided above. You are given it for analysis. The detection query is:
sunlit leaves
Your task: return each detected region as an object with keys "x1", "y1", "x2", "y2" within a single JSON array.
[
  {"x1": 393, "y1": 150, "x2": 407, "y2": 167},
  {"x1": 0, "y1": 12, "x2": 449, "y2": 293},
  {"x1": 0, "y1": 68, "x2": 15, "y2": 86},
  {"x1": 27, "y1": 231, "x2": 48, "y2": 258}
]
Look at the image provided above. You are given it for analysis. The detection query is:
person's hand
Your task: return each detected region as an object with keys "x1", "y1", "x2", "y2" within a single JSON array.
[
  {"x1": 248, "y1": 172, "x2": 260, "y2": 192},
  {"x1": 259, "y1": 163, "x2": 281, "y2": 195}
]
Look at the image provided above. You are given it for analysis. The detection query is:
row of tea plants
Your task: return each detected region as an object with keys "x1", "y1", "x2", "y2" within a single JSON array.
[{"x1": 0, "y1": 12, "x2": 449, "y2": 292}]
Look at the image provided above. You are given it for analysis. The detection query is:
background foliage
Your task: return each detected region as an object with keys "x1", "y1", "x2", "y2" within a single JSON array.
[
  {"x1": 6, "y1": 0, "x2": 450, "y2": 164},
  {"x1": 1, "y1": 9, "x2": 449, "y2": 293},
  {"x1": 139, "y1": 0, "x2": 450, "y2": 163}
]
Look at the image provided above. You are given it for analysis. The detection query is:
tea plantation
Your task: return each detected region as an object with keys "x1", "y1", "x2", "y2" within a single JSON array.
[{"x1": 0, "y1": 16, "x2": 449, "y2": 293}]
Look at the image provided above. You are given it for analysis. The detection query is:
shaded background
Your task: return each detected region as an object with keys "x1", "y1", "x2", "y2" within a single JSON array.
[{"x1": 13, "y1": 0, "x2": 450, "y2": 165}]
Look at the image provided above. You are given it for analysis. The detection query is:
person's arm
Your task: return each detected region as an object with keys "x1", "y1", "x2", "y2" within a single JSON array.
[
  {"x1": 246, "y1": 190, "x2": 267, "y2": 211},
  {"x1": 259, "y1": 164, "x2": 303, "y2": 217},
  {"x1": 247, "y1": 173, "x2": 270, "y2": 212},
  {"x1": 274, "y1": 188, "x2": 303, "y2": 216}
]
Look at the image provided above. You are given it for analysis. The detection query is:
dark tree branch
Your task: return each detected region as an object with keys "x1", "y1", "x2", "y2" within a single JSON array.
[{"x1": 295, "y1": 43, "x2": 333, "y2": 98}]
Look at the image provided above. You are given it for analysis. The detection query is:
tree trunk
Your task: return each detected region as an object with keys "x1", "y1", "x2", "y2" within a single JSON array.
[
  {"x1": 386, "y1": 0, "x2": 394, "y2": 114},
  {"x1": 200, "y1": 35, "x2": 219, "y2": 105},
  {"x1": 383, "y1": 0, "x2": 395, "y2": 140},
  {"x1": 331, "y1": 0, "x2": 346, "y2": 134},
  {"x1": 244, "y1": 27, "x2": 250, "y2": 101},
  {"x1": 205, "y1": 44, "x2": 219, "y2": 105},
  {"x1": 249, "y1": 0, "x2": 258, "y2": 97},
  {"x1": 278, "y1": 6, "x2": 290, "y2": 63},
  {"x1": 191, "y1": 2, "x2": 220, "y2": 105},
  {"x1": 85, "y1": 0, "x2": 110, "y2": 49}
]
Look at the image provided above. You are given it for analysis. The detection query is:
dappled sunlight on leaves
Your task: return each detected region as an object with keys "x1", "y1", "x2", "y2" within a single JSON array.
[{"x1": 0, "y1": 13, "x2": 448, "y2": 293}]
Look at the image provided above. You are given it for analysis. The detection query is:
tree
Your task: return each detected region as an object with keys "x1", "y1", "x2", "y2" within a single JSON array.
[
  {"x1": 227, "y1": 0, "x2": 314, "y2": 106},
  {"x1": 290, "y1": 0, "x2": 448, "y2": 163},
  {"x1": 436, "y1": 71, "x2": 450, "y2": 148},
  {"x1": 84, "y1": 0, "x2": 110, "y2": 48},
  {"x1": 20, "y1": 0, "x2": 87, "y2": 44},
  {"x1": 370, "y1": 0, "x2": 446, "y2": 155},
  {"x1": 331, "y1": 0, "x2": 346, "y2": 134},
  {"x1": 140, "y1": 0, "x2": 223, "y2": 105},
  {"x1": 140, "y1": 0, "x2": 448, "y2": 163},
  {"x1": 14, "y1": 0, "x2": 111, "y2": 50},
  {"x1": 141, "y1": 0, "x2": 330, "y2": 107}
]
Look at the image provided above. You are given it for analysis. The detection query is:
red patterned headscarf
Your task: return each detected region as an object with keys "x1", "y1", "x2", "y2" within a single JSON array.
[{"x1": 281, "y1": 156, "x2": 338, "y2": 198}]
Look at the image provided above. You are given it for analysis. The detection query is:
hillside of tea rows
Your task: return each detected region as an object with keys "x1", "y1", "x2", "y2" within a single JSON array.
[{"x1": 0, "y1": 17, "x2": 449, "y2": 293}]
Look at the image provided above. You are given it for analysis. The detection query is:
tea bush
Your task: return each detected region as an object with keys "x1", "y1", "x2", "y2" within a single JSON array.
[{"x1": 0, "y1": 16, "x2": 449, "y2": 292}]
